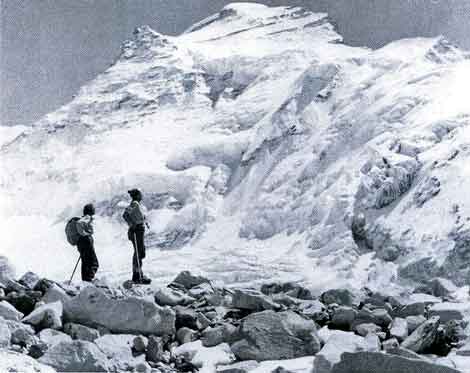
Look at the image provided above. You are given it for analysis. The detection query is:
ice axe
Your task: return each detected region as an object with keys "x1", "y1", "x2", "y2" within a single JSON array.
[{"x1": 69, "y1": 256, "x2": 81, "y2": 284}]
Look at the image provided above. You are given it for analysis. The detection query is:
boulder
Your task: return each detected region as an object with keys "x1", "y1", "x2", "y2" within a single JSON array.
[
  {"x1": 401, "y1": 315, "x2": 440, "y2": 353},
  {"x1": 331, "y1": 306, "x2": 357, "y2": 331},
  {"x1": 355, "y1": 323, "x2": 382, "y2": 337},
  {"x1": 39, "y1": 340, "x2": 109, "y2": 372},
  {"x1": 217, "y1": 360, "x2": 260, "y2": 373},
  {"x1": 22, "y1": 301, "x2": 62, "y2": 330},
  {"x1": 19, "y1": 272, "x2": 41, "y2": 290},
  {"x1": 0, "y1": 318, "x2": 12, "y2": 348},
  {"x1": 177, "y1": 327, "x2": 199, "y2": 344},
  {"x1": 395, "y1": 302, "x2": 426, "y2": 318},
  {"x1": 406, "y1": 315, "x2": 426, "y2": 334},
  {"x1": 426, "y1": 278, "x2": 459, "y2": 299},
  {"x1": 261, "y1": 282, "x2": 313, "y2": 300},
  {"x1": 364, "y1": 333, "x2": 381, "y2": 352},
  {"x1": 133, "y1": 335, "x2": 148, "y2": 353},
  {"x1": 63, "y1": 322, "x2": 100, "y2": 342},
  {"x1": 231, "y1": 310, "x2": 321, "y2": 361},
  {"x1": 313, "y1": 330, "x2": 366, "y2": 373},
  {"x1": 298, "y1": 300, "x2": 329, "y2": 323},
  {"x1": 202, "y1": 323, "x2": 238, "y2": 347},
  {"x1": 11, "y1": 326, "x2": 38, "y2": 347},
  {"x1": 172, "y1": 271, "x2": 209, "y2": 289},
  {"x1": 146, "y1": 335, "x2": 164, "y2": 363},
  {"x1": 231, "y1": 288, "x2": 281, "y2": 312},
  {"x1": 0, "y1": 256, "x2": 15, "y2": 283},
  {"x1": 175, "y1": 306, "x2": 200, "y2": 330},
  {"x1": 6, "y1": 290, "x2": 42, "y2": 315},
  {"x1": 352, "y1": 308, "x2": 389, "y2": 330},
  {"x1": 0, "y1": 300, "x2": 24, "y2": 321},
  {"x1": 0, "y1": 350, "x2": 56, "y2": 373},
  {"x1": 155, "y1": 287, "x2": 195, "y2": 307},
  {"x1": 95, "y1": 334, "x2": 145, "y2": 371},
  {"x1": 64, "y1": 286, "x2": 175, "y2": 335},
  {"x1": 39, "y1": 328, "x2": 72, "y2": 347},
  {"x1": 389, "y1": 317, "x2": 408, "y2": 342},
  {"x1": 173, "y1": 340, "x2": 235, "y2": 371},
  {"x1": 330, "y1": 351, "x2": 461, "y2": 373},
  {"x1": 321, "y1": 289, "x2": 355, "y2": 307},
  {"x1": 188, "y1": 283, "x2": 215, "y2": 299},
  {"x1": 429, "y1": 302, "x2": 469, "y2": 323},
  {"x1": 42, "y1": 284, "x2": 71, "y2": 304}
]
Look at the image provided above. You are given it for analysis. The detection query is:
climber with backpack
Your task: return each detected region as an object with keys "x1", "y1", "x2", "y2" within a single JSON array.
[
  {"x1": 123, "y1": 189, "x2": 152, "y2": 285},
  {"x1": 65, "y1": 203, "x2": 99, "y2": 282}
]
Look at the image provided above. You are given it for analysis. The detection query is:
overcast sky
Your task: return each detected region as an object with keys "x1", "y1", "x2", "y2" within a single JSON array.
[{"x1": 1, "y1": 0, "x2": 467, "y2": 127}]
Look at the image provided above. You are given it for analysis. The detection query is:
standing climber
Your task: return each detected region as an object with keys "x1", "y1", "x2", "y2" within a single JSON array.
[
  {"x1": 123, "y1": 189, "x2": 152, "y2": 284},
  {"x1": 76, "y1": 203, "x2": 99, "y2": 282}
]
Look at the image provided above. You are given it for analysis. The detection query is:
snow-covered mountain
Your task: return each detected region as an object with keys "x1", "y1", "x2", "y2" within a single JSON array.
[{"x1": 2, "y1": 3, "x2": 470, "y2": 295}]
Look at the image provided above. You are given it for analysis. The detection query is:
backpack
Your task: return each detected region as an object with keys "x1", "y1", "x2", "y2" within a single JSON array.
[
  {"x1": 122, "y1": 202, "x2": 143, "y2": 227},
  {"x1": 65, "y1": 217, "x2": 81, "y2": 246}
]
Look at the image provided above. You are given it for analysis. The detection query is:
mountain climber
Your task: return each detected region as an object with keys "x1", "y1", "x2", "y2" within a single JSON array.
[
  {"x1": 123, "y1": 189, "x2": 152, "y2": 284},
  {"x1": 76, "y1": 203, "x2": 99, "y2": 282}
]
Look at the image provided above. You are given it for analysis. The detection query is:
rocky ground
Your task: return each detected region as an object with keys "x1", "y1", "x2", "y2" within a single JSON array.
[{"x1": 1, "y1": 257, "x2": 470, "y2": 372}]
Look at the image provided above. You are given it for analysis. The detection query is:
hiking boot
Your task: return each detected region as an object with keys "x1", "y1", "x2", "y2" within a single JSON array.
[{"x1": 132, "y1": 273, "x2": 152, "y2": 285}]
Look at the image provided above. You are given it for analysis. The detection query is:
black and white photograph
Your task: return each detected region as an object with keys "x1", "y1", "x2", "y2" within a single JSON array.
[{"x1": 2, "y1": 1, "x2": 470, "y2": 372}]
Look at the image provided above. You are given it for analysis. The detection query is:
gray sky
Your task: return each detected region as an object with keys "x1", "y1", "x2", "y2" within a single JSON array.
[{"x1": 0, "y1": 0, "x2": 467, "y2": 127}]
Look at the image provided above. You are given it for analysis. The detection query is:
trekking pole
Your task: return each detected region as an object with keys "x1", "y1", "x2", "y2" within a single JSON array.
[
  {"x1": 133, "y1": 232, "x2": 143, "y2": 282},
  {"x1": 69, "y1": 256, "x2": 81, "y2": 284}
]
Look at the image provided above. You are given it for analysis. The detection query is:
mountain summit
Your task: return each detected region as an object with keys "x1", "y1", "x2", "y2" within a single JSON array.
[{"x1": 2, "y1": 3, "x2": 470, "y2": 294}]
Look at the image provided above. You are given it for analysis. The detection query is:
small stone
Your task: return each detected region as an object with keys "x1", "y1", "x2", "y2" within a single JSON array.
[
  {"x1": 176, "y1": 327, "x2": 199, "y2": 344},
  {"x1": 28, "y1": 342, "x2": 49, "y2": 359},
  {"x1": 22, "y1": 301, "x2": 63, "y2": 330},
  {"x1": 133, "y1": 335, "x2": 148, "y2": 353},
  {"x1": 331, "y1": 306, "x2": 357, "y2": 331},
  {"x1": 321, "y1": 289, "x2": 355, "y2": 307},
  {"x1": 389, "y1": 317, "x2": 408, "y2": 342},
  {"x1": 354, "y1": 323, "x2": 382, "y2": 337},
  {"x1": 406, "y1": 315, "x2": 426, "y2": 334},
  {"x1": 365, "y1": 333, "x2": 381, "y2": 352},
  {"x1": 401, "y1": 316, "x2": 440, "y2": 353},
  {"x1": 146, "y1": 336, "x2": 164, "y2": 363},
  {"x1": 172, "y1": 271, "x2": 210, "y2": 290},
  {"x1": 135, "y1": 362, "x2": 152, "y2": 373},
  {"x1": 19, "y1": 272, "x2": 41, "y2": 290},
  {"x1": 0, "y1": 300, "x2": 24, "y2": 321},
  {"x1": 64, "y1": 322, "x2": 100, "y2": 342},
  {"x1": 382, "y1": 338, "x2": 399, "y2": 352}
]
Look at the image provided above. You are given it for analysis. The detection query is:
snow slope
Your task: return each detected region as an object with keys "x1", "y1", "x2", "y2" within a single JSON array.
[{"x1": 2, "y1": 3, "x2": 470, "y2": 294}]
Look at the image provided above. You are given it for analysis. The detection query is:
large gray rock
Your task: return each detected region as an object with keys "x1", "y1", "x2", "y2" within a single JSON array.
[
  {"x1": 231, "y1": 288, "x2": 281, "y2": 312},
  {"x1": 172, "y1": 271, "x2": 210, "y2": 289},
  {"x1": 155, "y1": 287, "x2": 195, "y2": 306},
  {"x1": 330, "y1": 351, "x2": 461, "y2": 373},
  {"x1": 95, "y1": 334, "x2": 145, "y2": 371},
  {"x1": 64, "y1": 286, "x2": 175, "y2": 335},
  {"x1": 64, "y1": 322, "x2": 100, "y2": 342},
  {"x1": 0, "y1": 350, "x2": 56, "y2": 373},
  {"x1": 217, "y1": 360, "x2": 260, "y2": 373},
  {"x1": 38, "y1": 340, "x2": 109, "y2": 372},
  {"x1": 0, "y1": 256, "x2": 15, "y2": 283},
  {"x1": 22, "y1": 301, "x2": 62, "y2": 330},
  {"x1": 321, "y1": 289, "x2": 355, "y2": 307},
  {"x1": 429, "y1": 302, "x2": 470, "y2": 323},
  {"x1": 39, "y1": 328, "x2": 72, "y2": 347},
  {"x1": 0, "y1": 318, "x2": 12, "y2": 348},
  {"x1": 202, "y1": 323, "x2": 238, "y2": 347},
  {"x1": 427, "y1": 278, "x2": 459, "y2": 298},
  {"x1": 19, "y1": 272, "x2": 41, "y2": 290},
  {"x1": 313, "y1": 330, "x2": 366, "y2": 373},
  {"x1": 331, "y1": 306, "x2": 357, "y2": 331},
  {"x1": 401, "y1": 315, "x2": 440, "y2": 353},
  {"x1": 406, "y1": 315, "x2": 426, "y2": 334},
  {"x1": 231, "y1": 310, "x2": 320, "y2": 361},
  {"x1": 0, "y1": 300, "x2": 24, "y2": 321},
  {"x1": 389, "y1": 317, "x2": 408, "y2": 342}
]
